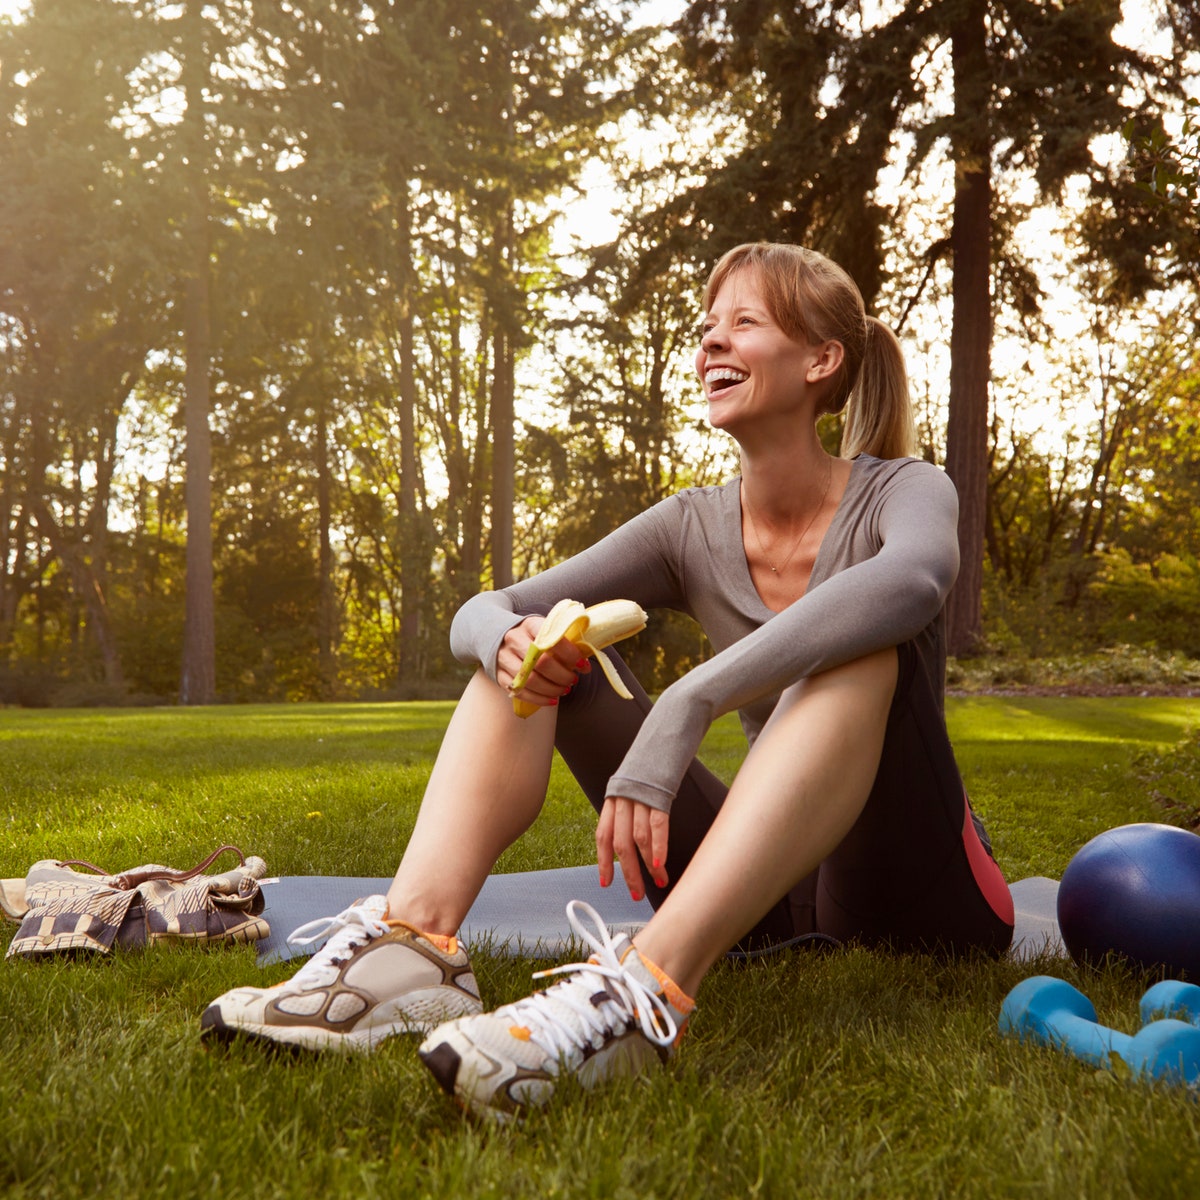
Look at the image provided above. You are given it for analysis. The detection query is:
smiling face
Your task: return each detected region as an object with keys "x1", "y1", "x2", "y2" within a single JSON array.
[{"x1": 695, "y1": 267, "x2": 836, "y2": 438}]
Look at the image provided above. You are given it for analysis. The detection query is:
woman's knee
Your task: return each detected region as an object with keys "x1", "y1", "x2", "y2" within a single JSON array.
[
  {"x1": 779, "y1": 645, "x2": 899, "y2": 715},
  {"x1": 754, "y1": 646, "x2": 900, "y2": 795}
]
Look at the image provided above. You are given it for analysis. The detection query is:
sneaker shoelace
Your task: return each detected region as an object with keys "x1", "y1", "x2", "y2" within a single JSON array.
[
  {"x1": 498, "y1": 900, "x2": 677, "y2": 1066},
  {"x1": 284, "y1": 898, "x2": 391, "y2": 989}
]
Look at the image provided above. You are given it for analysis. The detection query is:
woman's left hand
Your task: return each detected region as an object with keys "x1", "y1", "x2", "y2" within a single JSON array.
[{"x1": 596, "y1": 796, "x2": 670, "y2": 901}]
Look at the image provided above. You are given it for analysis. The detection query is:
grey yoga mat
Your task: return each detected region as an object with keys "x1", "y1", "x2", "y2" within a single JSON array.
[{"x1": 254, "y1": 868, "x2": 1065, "y2": 964}]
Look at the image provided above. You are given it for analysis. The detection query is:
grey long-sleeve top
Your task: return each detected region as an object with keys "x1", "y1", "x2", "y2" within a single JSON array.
[{"x1": 450, "y1": 454, "x2": 960, "y2": 814}]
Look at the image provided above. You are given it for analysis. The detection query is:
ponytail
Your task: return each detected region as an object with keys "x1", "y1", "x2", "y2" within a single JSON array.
[{"x1": 839, "y1": 316, "x2": 916, "y2": 460}]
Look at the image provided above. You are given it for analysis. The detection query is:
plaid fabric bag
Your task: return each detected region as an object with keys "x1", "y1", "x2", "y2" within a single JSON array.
[{"x1": 5, "y1": 845, "x2": 269, "y2": 959}]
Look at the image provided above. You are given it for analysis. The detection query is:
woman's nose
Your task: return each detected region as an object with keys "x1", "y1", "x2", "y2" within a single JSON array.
[{"x1": 701, "y1": 324, "x2": 726, "y2": 352}]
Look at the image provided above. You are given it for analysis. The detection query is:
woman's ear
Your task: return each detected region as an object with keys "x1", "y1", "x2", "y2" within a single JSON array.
[{"x1": 806, "y1": 340, "x2": 845, "y2": 383}]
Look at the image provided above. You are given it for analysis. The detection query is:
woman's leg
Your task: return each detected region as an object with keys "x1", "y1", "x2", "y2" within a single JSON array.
[
  {"x1": 384, "y1": 668, "x2": 558, "y2": 934},
  {"x1": 415, "y1": 647, "x2": 901, "y2": 1114},
  {"x1": 415, "y1": 644, "x2": 1013, "y2": 1115},
  {"x1": 814, "y1": 641, "x2": 1013, "y2": 954},
  {"x1": 632, "y1": 642, "x2": 1013, "y2": 998},
  {"x1": 200, "y1": 669, "x2": 529, "y2": 1050},
  {"x1": 631, "y1": 647, "x2": 900, "y2": 997},
  {"x1": 554, "y1": 648, "x2": 810, "y2": 946}
]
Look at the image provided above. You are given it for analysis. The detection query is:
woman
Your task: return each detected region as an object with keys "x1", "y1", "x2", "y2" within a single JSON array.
[{"x1": 202, "y1": 243, "x2": 1014, "y2": 1118}]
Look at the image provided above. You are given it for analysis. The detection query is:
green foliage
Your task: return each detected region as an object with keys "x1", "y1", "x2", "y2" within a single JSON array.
[
  {"x1": 1131, "y1": 97, "x2": 1200, "y2": 210},
  {"x1": 620, "y1": 610, "x2": 714, "y2": 696},
  {"x1": 980, "y1": 561, "x2": 1097, "y2": 661},
  {"x1": 0, "y1": 0, "x2": 657, "y2": 699},
  {"x1": 1120, "y1": 92, "x2": 1200, "y2": 292},
  {"x1": 1087, "y1": 551, "x2": 1200, "y2": 658},
  {"x1": 947, "y1": 644, "x2": 1200, "y2": 694},
  {"x1": 1, "y1": 0, "x2": 1198, "y2": 703},
  {"x1": 977, "y1": 306, "x2": 1200, "y2": 662},
  {"x1": 1135, "y1": 724, "x2": 1200, "y2": 830}
]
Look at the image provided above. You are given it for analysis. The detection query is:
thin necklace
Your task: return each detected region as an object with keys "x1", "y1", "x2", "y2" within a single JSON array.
[{"x1": 744, "y1": 457, "x2": 833, "y2": 576}]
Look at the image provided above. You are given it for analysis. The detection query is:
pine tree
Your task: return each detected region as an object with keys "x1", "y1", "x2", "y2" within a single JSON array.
[
  {"x1": 0, "y1": 0, "x2": 171, "y2": 688},
  {"x1": 672, "y1": 0, "x2": 1198, "y2": 654}
]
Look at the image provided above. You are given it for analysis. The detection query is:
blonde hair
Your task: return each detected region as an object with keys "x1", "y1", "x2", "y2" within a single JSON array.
[{"x1": 703, "y1": 243, "x2": 916, "y2": 459}]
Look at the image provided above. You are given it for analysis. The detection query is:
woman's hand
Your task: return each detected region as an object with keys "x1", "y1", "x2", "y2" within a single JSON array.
[
  {"x1": 596, "y1": 796, "x2": 670, "y2": 901},
  {"x1": 496, "y1": 615, "x2": 589, "y2": 711}
]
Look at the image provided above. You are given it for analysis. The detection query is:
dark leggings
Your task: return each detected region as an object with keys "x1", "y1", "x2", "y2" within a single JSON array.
[{"x1": 554, "y1": 641, "x2": 1014, "y2": 958}]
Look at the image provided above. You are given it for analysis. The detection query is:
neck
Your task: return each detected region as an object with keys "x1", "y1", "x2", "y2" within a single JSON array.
[
  {"x1": 739, "y1": 449, "x2": 837, "y2": 590},
  {"x1": 739, "y1": 435, "x2": 832, "y2": 520}
]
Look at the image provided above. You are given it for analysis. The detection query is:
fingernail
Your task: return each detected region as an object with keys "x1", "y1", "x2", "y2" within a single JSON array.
[
  {"x1": 656, "y1": 876, "x2": 667, "y2": 888},
  {"x1": 549, "y1": 698, "x2": 559, "y2": 707},
  {"x1": 652, "y1": 857, "x2": 661, "y2": 869},
  {"x1": 631, "y1": 891, "x2": 642, "y2": 902},
  {"x1": 576, "y1": 658, "x2": 588, "y2": 670},
  {"x1": 599, "y1": 874, "x2": 609, "y2": 888}
]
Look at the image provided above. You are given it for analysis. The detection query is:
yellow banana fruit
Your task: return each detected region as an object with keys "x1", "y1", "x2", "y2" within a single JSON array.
[{"x1": 508, "y1": 597, "x2": 648, "y2": 718}]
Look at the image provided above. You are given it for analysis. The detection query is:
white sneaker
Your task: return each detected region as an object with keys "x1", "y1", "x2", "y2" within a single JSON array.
[
  {"x1": 419, "y1": 900, "x2": 693, "y2": 1118},
  {"x1": 200, "y1": 895, "x2": 482, "y2": 1052}
]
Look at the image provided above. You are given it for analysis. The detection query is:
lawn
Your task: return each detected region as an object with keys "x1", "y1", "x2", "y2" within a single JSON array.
[{"x1": 1, "y1": 696, "x2": 1198, "y2": 1199}]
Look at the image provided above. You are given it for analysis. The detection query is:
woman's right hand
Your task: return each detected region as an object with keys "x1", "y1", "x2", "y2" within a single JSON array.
[{"x1": 496, "y1": 615, "x2": 590, "y2": 711}]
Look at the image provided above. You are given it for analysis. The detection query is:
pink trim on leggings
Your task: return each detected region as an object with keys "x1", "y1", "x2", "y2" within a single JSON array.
[{"x1": 961, "y1": 794, "x2": 1014, "y2": 925}]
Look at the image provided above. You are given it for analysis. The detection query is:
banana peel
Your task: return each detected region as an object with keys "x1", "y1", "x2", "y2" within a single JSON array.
[{"x1": 509, "y1": 598, "x2": 647, "y2": 717}]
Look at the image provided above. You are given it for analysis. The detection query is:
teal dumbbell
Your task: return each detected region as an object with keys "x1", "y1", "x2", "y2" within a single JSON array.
[
  {"x1": 999, "y1": 975, "x2": 1200, "y2": 1087},
  {"x1": 1140, "y1": 980, "x2": 1200, "y2": 1028}
]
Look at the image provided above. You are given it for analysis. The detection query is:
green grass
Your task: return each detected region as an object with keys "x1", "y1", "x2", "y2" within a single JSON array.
[{"x1": 2, "y1": 698, "x2": 1198, "y2": 1199}]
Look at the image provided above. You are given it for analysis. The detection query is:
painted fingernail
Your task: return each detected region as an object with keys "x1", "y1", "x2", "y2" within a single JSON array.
[
  {"x1": 549, "y1": 698, "x2": 559, "y2": 707},
  {"x1": 656, "y1": 876, "x2": 667, "y2": 888},
  {"x1": 652, "y1": 857, "x2": 661, "y2": 869},
  {"x1": 631, "y1": 891, "x2": 643, "y2": 902},
  {"x1": 599, "y1": 873, "x2": 609, "y2": 888},
  {"x1": 576, "y1": 658, "x2": 588, "y2": 670}
]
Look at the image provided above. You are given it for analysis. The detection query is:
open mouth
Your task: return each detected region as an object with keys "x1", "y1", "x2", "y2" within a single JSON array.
[{"x1": 706, "y1": 367, "x2": 748, "y2": 394}]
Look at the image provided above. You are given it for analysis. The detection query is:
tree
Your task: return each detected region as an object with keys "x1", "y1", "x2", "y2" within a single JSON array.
[
  {"x1": 244, "y1": 0, "x2": 631, "y2": 683},
  {"x1": 175, "y1": 0, "x2": 217, "y2": 704},
  {"x1": 671, "y1": 0, "x2": 1199, "y2": 654},
  {"x1": 0, "y1": 0, "x2": 171, "y2": 689},
  {"x1": 1104, "y1": 94, "x2": 1200, "y2": 297}
]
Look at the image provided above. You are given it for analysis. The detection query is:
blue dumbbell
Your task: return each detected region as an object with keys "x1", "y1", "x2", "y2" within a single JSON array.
[
  {"x1": 999, "y1": 975, "x2": 1200, "y2": 1087},
  {"x1": 1140, "y1": 980, "x2": 1200, "y2": 1028}
]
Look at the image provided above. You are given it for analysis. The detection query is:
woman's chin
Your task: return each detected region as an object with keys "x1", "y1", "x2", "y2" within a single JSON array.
[{"x1": 706, "y1": 400, "x2": 738, "y2": 432}]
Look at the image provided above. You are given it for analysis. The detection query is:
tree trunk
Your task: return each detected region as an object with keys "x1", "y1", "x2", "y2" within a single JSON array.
[
  {"x1": 944, "y1": 0, "x2": 993, "y2": 658},
  {"x1": 397, "y1": 196, "x2": 422, "y2": 683},
  {"x1": 315, "y1": 398, "x2": 336, "y2": 698},
  {"x1": 489, "y1": 63, "x2": 517, "y2": 591},
  {"x1": 0, "y1": 424, "x2": 28, "y2": 659},
  {"x1": 29, "y1": 502, "x2": 125, "y2": 687},
  {"x1": 490, "y1": 320, "x2": 514, "y2": 590},
  {"x1": 178, "y1": 0, "x2": 216, "y2": 705},
  {"x1": 457, "y1": 330, "x2": 489, "y2": 604}
]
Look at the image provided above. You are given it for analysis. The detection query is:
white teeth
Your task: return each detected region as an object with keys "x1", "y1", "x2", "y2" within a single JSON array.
[{"x1": 705, "y1": 367, "x2": 748, "y2": 385}]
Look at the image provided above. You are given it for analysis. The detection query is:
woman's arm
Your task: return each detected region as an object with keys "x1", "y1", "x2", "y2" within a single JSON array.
[
  {"x1": 607, "y1": 463, "x2": 959, "y2": 813},
  {"x1": 449, "y1": 496, "x2": 688, "y2": 681}
]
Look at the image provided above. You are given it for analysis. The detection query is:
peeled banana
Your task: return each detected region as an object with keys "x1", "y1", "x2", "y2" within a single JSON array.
[{"x1": 508, "y1": 598, "x2": 647, "y2": 717}]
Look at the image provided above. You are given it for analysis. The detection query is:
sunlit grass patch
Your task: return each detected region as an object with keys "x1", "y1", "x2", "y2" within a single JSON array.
[{"x1": 1, "y1": 697, "x2": 1198, "y2": 1198}]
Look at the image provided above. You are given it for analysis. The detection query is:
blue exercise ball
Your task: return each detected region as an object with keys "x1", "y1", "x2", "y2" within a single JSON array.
[{"x1": 1057, "y1": 823, "x2": 1200, "y2": 978}]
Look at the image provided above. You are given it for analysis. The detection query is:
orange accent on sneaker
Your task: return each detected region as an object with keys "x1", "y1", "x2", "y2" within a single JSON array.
[
  {"x1": 623, "y1": 944, "x2": 695, "y2": 1017},
  {"x1": 508, "y1": 1025, "x2": 533, "y2": 1041},
  {"x1": 386, "y1": 920, "x2": 458, "y2": 956}
]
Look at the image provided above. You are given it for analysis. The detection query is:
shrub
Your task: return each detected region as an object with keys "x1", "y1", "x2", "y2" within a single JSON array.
[{"x1": 1086, "y1": 551, "x2": 1200, "y2": 657}]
